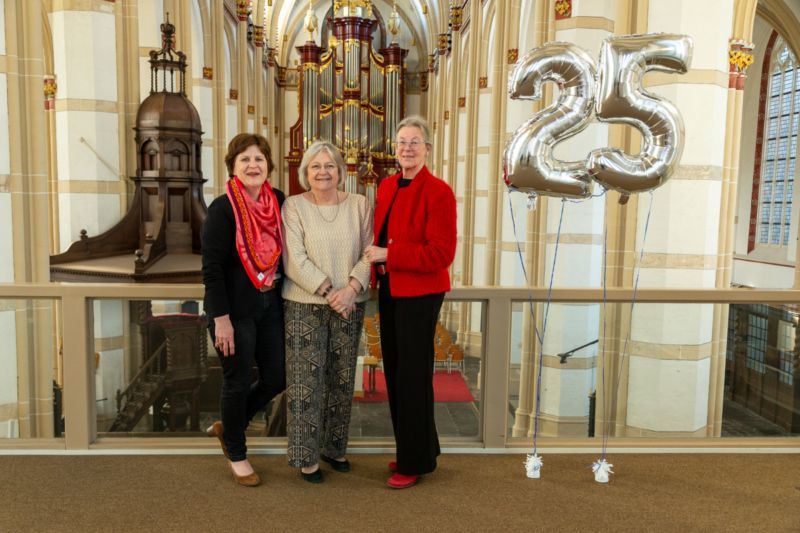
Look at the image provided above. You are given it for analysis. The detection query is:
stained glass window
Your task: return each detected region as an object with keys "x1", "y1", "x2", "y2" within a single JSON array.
[{"x1": 759, "y1": 38, "x2": 799, "y2": 247}]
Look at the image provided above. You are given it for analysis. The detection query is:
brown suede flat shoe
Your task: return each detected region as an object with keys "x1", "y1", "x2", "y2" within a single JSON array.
[
  {"x1": 231, "y1": 467, "x2": 261, "y2": 487},
  {"x1": 206, "y1": 421, "x2": 230, "y2": 459}
]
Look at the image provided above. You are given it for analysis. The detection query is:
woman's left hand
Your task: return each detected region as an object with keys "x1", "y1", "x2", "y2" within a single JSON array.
[
  {"x1": 327, "y1": 286, "x2": 357, "y2": 317},
  {"x1": 364, "y1": 245, "x2": 388, "y2": 264}
]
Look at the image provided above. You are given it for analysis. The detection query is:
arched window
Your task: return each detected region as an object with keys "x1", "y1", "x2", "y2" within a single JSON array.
[{"x1": 755, "y1": 35, "x2": 800, "y2": 248}]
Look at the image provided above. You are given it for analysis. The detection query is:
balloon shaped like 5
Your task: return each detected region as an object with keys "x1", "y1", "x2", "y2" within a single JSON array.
[
  {"x1": 588, "y1": 34, "x2": 693, "y2": 194},
  {"x1": 503, "y1": 42, "x2": 597, "y2": 199},
  {"x1": 503, "y1": 34, "x2": 693, "y2": 198}
]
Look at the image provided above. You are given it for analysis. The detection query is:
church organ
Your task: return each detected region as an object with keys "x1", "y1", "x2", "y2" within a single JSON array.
[{"x1": 287, "y1": 0, "x2": 407, "y2": 197}]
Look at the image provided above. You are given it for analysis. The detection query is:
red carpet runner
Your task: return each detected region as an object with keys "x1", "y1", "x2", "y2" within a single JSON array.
[{"x1": 356, "y1": 369, "x2": 475, "y2": 403}]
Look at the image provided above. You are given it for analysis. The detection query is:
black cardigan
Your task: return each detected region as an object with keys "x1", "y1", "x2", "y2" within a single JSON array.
[{"x1": 201, "y1": 188, "x2": 285, "y2": 321}]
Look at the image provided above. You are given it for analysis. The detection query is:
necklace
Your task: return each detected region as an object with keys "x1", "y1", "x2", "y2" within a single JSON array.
[{"x1": 308, "y1": 191, "x2": 342, "y2": 223}]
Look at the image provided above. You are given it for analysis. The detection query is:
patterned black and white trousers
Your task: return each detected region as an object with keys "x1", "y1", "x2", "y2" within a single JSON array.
[{"x1": 284, "y1": 300, "x2": 366, "y2": 468}]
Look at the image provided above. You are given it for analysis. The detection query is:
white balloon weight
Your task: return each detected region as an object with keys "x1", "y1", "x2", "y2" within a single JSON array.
[
  {"x1": 525, "y1": 453, "x2": 543, "y2": 479},
  {"x1": 592, "y1": 458, "x2": 614, "y2": 483}
]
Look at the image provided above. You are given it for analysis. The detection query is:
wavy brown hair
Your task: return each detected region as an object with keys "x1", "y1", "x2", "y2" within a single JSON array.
[{"x1": 224, "y1": 133, "x2": 274, "y2": 178}]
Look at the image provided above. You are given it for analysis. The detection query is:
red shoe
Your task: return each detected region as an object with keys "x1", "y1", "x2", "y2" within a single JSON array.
[
  {"x1": 388, "y1": 461, "x2": 397, "y2": 473},
  {"x1": 387, "y1": 473, "x2": 419, "y2": 489}
]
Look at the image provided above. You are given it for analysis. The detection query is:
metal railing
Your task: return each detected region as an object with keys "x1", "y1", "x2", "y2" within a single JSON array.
[{"x1": 0, "y1": 283, "x2": 799, "y2": 452}]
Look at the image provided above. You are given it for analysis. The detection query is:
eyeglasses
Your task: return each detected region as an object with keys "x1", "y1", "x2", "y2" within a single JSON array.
[{"x1": 396, "y1": 140, "x2": 426, "y2": 149}]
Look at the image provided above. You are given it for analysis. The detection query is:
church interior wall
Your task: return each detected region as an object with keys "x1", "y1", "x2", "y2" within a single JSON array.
[{"x1": 0, "y1": 0, "x2": 799, "y2": 445}]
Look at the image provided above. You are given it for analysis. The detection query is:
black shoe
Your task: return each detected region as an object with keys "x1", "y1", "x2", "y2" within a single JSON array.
[
  {"x1": 321, "y1": 454, "x2": 351, "y2": 472},
  {"x1": 301, "y1": 467, "x2": 323, "y2": 483}
]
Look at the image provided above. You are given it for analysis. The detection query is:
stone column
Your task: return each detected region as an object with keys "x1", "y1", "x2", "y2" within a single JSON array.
[
  {"x1": 620, "y1": 0, "x2": 735, "y2": 437},
  {"x1": 3, "y1": 0, "x2": 55, "y2": 437}
]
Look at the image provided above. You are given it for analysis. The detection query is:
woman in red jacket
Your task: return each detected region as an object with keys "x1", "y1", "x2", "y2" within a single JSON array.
[{"x1": 365, "y1": 116, "x2": 457, "y2": 489}]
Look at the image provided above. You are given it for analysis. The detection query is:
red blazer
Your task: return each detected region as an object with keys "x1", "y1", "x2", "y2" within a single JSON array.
[{"x1": 373, "y1": 166, "x2": 457, "y2": 297}]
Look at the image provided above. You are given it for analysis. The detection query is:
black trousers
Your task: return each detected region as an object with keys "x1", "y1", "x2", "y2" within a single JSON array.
[
  {"x1": 208, "y1": 289, "x2": 286, "y2": 461},
  {"x1": 378, "y1": 277, "x2": 444, "y2": 476}
]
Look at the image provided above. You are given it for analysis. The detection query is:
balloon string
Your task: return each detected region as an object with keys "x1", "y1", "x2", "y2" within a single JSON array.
[
  {"x1": 507, "y1": 190, "x2": 565, "y2": 455},
  {"x1": 599, "y1": 202, "x2": 609, "y2": 458},
  {"x1": 602, "y1": 190, "x2": 655, "y2": 457}
]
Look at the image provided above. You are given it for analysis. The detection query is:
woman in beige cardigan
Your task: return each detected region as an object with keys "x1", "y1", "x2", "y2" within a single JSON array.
[{"x1": 281, "y1": 140, "x2": 373, "y2": 483}]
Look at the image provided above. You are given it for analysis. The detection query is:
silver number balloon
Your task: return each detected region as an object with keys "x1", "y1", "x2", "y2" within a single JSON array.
[
  {"x1": 503, "y1": 42, "x2": 597, "y2": 199},
  {"x1": 587, "y1": 34, "x2": 693, "y2": 194}
]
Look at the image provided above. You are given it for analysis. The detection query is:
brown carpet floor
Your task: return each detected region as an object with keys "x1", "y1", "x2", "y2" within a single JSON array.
[{"x1": 0, "y1": 453, "x2": 798, "y2": 532}]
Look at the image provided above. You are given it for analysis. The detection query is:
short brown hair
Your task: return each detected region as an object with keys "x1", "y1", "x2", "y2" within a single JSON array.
[{"x1": 224, "y1": 133, "x2": 274, "y2": 177}]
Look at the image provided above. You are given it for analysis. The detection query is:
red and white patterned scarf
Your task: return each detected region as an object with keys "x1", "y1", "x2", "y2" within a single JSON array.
[{"x1": 226, "y1": 176, "x2": 282, "y2": 289}]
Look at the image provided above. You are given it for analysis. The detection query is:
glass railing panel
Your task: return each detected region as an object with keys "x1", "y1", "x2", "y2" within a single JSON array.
[
  {"x1": 0, "y1": 298, "x2": 61, "y2": 439},
  {"x1": 94, "y1": 298, "x2": 484, "y2": 441},
  {"x1": 507, "y1": 301, "x2": 800, "y2": 442},
  {"x1": 723, "y1": 303, "x2": 800, "y2": 437},
  {"x1": 95, "y1": 298, "x2": 213, "y2": 436},
  {"x1": 507, "y1": 302, "x2": 599, "y2": 440}
]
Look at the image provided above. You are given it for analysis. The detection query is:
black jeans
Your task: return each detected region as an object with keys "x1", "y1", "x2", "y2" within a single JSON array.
[
  {"x1": 378, "y1": 276, "x2": 444, "y2": 476},
  {"x1": 208, "y1": 289, "x2": 286, "y2": 461}
]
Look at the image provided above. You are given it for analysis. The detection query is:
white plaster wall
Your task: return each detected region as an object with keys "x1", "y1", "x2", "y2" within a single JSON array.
[
  {"x1": 226, "y1": 104, "x2": 237, "y2": 143},
  {"x1": 543, "y1": 303, "x2": 600, "y2": 356},
  {"x1": 647, "y1": 0, "x2": 733, "y2": 73},
  {"x1": 138, "y1": 0, "x2": 164, "y2": 48},
  {"x1": 406, "y1": 93, "x2": 421, "y2": 117},
  {"x1": 540, "y1": 366, "x2": 593, "y2": 418},
  {"x1": 555, "y1": 28, "x2": 610, "y2": 59},
  {"x1": 499, "y1": 250, "x2": 526, "y2": 285},
  {"x1": 93, "y1": 300, "x2": 124, "y2": 338},
  {"x1": 510, "y1": 305, "x2": 524, "y2": 364},
  {"x1": 631, "y1": 303, "x2": 714, "y2": 345},
  {"x1": 477, "y1": 92, "x2": 491, "y2": 147},
  {"x1": 637, "y1": 268, "x2": 717, "y2": 288},
  {"x1": 474, "y1": 196, "x2": 488, "y2": 238},
  {"x1": 0, "y1": 73, "x2": 10, "y2": 283},
  {"x1": 0, "y1": 309, "x2": 18, "y2": 437},
  {"x1": 455, "y1": 161, "x2": 466, "y2": 197},
  {"x1": 58, "y1": 194, "x2": 121, "y2": 251},
  {"x1": 139, "y1": 57, "x2": 152, "y2": 101},
  {"x1": 95, "y1": 348, "x2": 124, "y2": 419},
  {"x1": 649, "y1": 84, "x2": 728, "y2": 169},
  {"x1": 190, "y1": 0, "x2": 204, "y2": 80},
  {"x1": 545, "y1": 242, "x2": 603, "y2": 287},
  {"x1": 0, "y1": 193, "x2": 12, "y2": 281},
  {"x1": 472, "y1": 243, "x2": 486, "y2": 285},
  {"x1": 0, "y1": 73, "x2": 10, "y2": 175},
  {"x1": 202, "y1": 145, "x2": 215, "y2": 192},
  {"x1": 571, "y1": 0, "x2": 617, "y2": 20},
  {"x1": 0, "y1": 0, "x2": 5, "y2": 56},
  {"x1": 55, "y1": 112, "x2": 120, "y2": 181},
  {"x1": 638, "y1": 180, "x2": 722, "y2": 258},
  {"x1": 475, "y1": 153, "x2": 489, "y2": 191},
  {"x1": 732, "y1": 258, "x2": 795, "y2": 288},
  {"x1": 49, "y1": 10, "x2": 117, "y2": 102},
  {"x1": 284, "y1": 90, "x2": 298, "y2": 136},
  {"x1": 626, "y1": 355, "x2": 710, "y2": 432}
]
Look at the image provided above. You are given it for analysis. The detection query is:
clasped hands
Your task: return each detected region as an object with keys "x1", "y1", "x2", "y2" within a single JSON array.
[{"x1": 326, "y1": 286, "x2": 357, "y2": 318}]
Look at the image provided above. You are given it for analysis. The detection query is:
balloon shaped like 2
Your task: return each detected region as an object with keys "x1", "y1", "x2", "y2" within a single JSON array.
[
  {"x1": 587, "y1": 34, "x2": 693, "y2": 194},
  {"x1": 503, "y1": 42, "x2": 597, "y2": 199}
]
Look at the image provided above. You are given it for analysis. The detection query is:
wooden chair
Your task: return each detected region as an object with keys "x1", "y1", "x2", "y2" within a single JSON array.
[{"x1": 362, "y1": 316, "x2": 465, "y2": 376}]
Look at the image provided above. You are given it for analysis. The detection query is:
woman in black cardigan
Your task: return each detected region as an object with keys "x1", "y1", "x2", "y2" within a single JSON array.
[{"x1": 202, "y1": 133, "x2": 285, "y2": 487}]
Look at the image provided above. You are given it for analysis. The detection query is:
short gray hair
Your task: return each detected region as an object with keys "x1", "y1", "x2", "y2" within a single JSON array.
[
  {"x1": 298, "y1": 141, "x2": 347, "y2": 191},
  {"x1": 396, "y1": 115, "x2": 431, "y2": 146}
]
